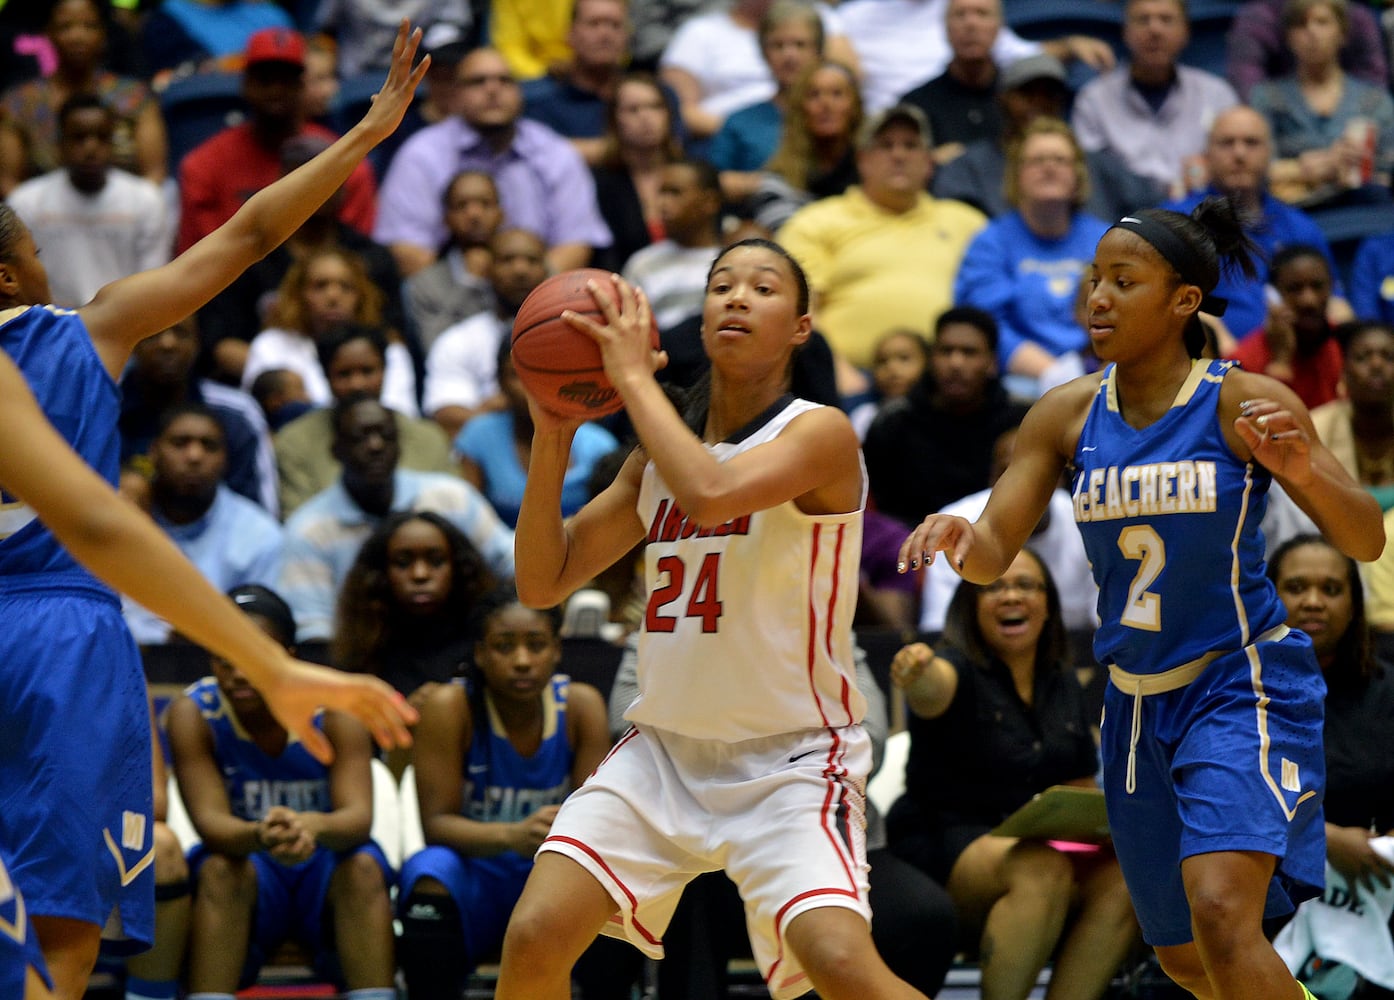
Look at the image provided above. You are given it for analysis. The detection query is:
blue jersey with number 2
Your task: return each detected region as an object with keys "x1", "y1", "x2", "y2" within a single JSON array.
[{"x1": 1072, "y1": 359, "x2": 1288, "y2": 675}]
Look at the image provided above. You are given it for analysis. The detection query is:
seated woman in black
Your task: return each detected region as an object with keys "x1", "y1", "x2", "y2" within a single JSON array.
[
  {"x1": 1270, "y1": 534, "x2": 1394, "y2": 892},
  {"x1": 886, "y1": 547, "x2": 1138, "y2": 1000}
]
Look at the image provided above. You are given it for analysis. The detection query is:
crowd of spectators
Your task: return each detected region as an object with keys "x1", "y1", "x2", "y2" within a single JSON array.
[{"x1": 7, "y1": 0, "x2": 1394, "y2": 995}]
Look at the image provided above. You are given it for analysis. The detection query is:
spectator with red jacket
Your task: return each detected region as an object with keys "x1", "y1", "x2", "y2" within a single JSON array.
[{"x1": 176, "y1": 28, "x2": 378, "y2": 253}]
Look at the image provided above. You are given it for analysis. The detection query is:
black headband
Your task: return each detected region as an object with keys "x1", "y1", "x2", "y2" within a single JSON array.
[
  {"x1": 229, "y1": 586, "x2": 297, "y2": 647},
  {"x1": 1110, "y1": 214, "x2": 1229, "y2": 317}
]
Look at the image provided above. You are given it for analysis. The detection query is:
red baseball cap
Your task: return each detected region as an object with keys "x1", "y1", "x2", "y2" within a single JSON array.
[{"x1": 244, "y1": 28, "x2": 306, "y2": 70}]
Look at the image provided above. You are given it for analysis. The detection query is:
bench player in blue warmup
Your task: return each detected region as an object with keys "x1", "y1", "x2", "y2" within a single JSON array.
[{"x1": 167, "y1": 585, "x2": 395, "y2": 1000}]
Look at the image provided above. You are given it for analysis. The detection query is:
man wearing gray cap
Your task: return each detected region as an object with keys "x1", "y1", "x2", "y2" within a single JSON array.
[
  {"x1": 779, "y1": 104, "x2": 987, "y2": 397},
  {"x1": 934, "y1": 53, "x2": 1160, "y2": 219}
]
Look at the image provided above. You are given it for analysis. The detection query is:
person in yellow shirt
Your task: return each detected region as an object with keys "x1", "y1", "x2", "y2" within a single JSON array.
[{"x1": 778, "y1": 103, "x2": 987, "y2": 396}]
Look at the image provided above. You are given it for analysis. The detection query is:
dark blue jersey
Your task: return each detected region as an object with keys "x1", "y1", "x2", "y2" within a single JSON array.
[
  {"x1": 1073, "y1": 359, "x2": 1288, "y2": 674},
  {"x1": 0, "y1": 306, "x2": 120, "y2": 587},
  {"x1": 186, "y1": 677, "x2": 330, "y2": 822},
  {"x1": 464, "y1": 675, "x2": 573, "y2": 827}
]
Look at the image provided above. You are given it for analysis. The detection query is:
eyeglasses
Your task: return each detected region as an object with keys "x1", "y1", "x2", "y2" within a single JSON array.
[
  {"x1": 981, "y1": 578, "x2": 1048, "y2": 597},
  {"x1": 1021, "y1": 153, "x2": 1074, "y2": 169}
]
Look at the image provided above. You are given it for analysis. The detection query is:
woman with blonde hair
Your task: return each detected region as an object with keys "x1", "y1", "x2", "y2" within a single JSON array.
[
  {"x1": 241, "y1": 244, "x2": 419, "y2": 415},
  {"x1": 710, "y1": 0, "x2": 825, "y2": 200},
  {"x1": 749, "y1": 58, "x2": 862, "y2": 231}
]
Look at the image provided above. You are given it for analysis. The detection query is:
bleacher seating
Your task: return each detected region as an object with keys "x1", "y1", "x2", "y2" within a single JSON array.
[
  {"x1": 1309, "y1": 200, "x2": 1394, "y2": 290},
  {"x1": 158, "y1": 71, "x2": 246, "y2": 176},
  {"x1": 1003, "y1": 0, "x2": 1125, "y2": 50},
  {"x1": 1181, "y1": 0, "x2": 1244, "y2": 75}
]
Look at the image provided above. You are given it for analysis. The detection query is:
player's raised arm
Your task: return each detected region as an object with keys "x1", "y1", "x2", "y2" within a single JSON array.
[
  {"x1": 78, "y1": 22, "x2": 430, "y2": 378},
  {"x1": 0, "y1": 355, "x2": 416, "y2": 758}
]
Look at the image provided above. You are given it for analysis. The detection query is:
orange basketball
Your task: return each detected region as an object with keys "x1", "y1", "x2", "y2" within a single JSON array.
[{"x1": 510, "y1": 268, "x2": 660, "y2": 419}]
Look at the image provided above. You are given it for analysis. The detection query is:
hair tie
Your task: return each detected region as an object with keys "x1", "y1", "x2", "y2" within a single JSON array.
[
  {"x1": 1110, "y1": 215, "x2": 1226, "y2": 316},
  {"x1": 1199, "y1": 292, "x2": 1228, "y2": 317}
]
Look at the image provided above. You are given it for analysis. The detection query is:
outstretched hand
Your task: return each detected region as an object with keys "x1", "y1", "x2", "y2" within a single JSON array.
[
  {"x1": 358, "y1": 21, "x2": 431, "y2": 144},
  {"x1": 562, "y1": 273, "x2": 668, "y2": 390},
  {"x1": 259, "y1": 658, "x2": 418, "y2": 764},
  {"x1": 1233, "y1": 398, "x2": 1314, "y2": 487},
  {"x1": 897, "y1": 514, "x2": 975, "y2": 575},
  {"x1": 890, "y1": 642, "x2": 934, "y2": 691},
  {"x1": 1327, "y1": 825, "x2": 1394, "y2": 893}
]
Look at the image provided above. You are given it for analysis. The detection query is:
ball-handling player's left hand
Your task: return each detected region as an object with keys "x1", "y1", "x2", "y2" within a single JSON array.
[
  {"x1": 259, "y1": 659, "x2": 418, "y2": 764},
  {"x1": 1234, "y1": 397, "x2": 1314, "y2": 487}
]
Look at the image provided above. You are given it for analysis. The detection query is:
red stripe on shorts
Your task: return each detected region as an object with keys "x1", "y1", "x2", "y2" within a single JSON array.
[
  {"x1": 766, "y1": 885, "x2": 864, "y2": 989},
  {"x1": 542, "y1": 835, "x2": 662, "y2": 947}
]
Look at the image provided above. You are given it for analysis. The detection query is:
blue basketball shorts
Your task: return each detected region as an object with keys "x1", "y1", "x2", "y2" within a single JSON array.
[
  {"x1": 1101, "y1": 628, "x2": 1326, "y2": 946},
  {"x1": 398, "y1": 845, "x2": 534, "y2": 971},
  {"x1": 0, "y1": 581, "x2": 154, "y2": 952},
  {"x1": 0, "y1": 850, "x2": 51, "y2": 996},
  {"x1": 190, "y1": 841, "x2": 393, "y2": 987}
]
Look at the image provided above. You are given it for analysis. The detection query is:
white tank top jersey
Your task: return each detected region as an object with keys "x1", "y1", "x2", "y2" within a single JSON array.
[{"x1": 625, "y1": 396, "x2": 868, "y2": 742}]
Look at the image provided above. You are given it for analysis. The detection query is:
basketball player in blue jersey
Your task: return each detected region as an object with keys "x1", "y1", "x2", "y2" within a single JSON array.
[
  {"x1": 166, "y1": 585, "x2": 396, "y2": 1000},
  {"x1": 899, "y1": 199, "x2": 1385, "y2": 1000},
  {"x1": 0, "y1": 24, "x2": 429, "y2": 999},
  {"x1": 1, "y1": 851, "x2": 49, "y2": 1000},
  {"x1": 0, "y1": 355, "x2": 417, "y2": 1000},
  {"x1": 396, "y1": 590, "x2": 611, "y2": 1000},
  {"x1": 495, "y1": 242, "x2": 929, "y2": 1000}
]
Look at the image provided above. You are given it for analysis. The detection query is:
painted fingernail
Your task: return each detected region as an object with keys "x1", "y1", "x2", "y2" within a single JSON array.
[
  {"x1": 957, "y1": 558, "x2": 964, "y2": 569},
  {"x1": 1256, "y1": 414, "x2": 1268, "y2": 427},
  {"x1": 910, "y1": 558, "x2": 919, "y2": 570},
  {"x1": 897, "y1": 561, "x2": 907, "y2": 573}
]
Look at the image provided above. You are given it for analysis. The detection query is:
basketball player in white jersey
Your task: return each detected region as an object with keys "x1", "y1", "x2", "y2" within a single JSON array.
[{"x1": 494, "y1": 240, "x2": 929, "y2": 1000}]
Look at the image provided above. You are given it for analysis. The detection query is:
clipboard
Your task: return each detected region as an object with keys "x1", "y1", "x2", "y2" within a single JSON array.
[{"x1": 991, "y1": 785, "x2": 1111, "y2": 842}]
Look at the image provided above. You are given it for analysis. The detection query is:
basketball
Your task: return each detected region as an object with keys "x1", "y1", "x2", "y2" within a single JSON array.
[{"x1": 510, "y1": 268, "x2": 660, "y2": 419}]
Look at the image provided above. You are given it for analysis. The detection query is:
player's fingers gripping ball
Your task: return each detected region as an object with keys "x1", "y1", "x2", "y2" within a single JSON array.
[{"x1": 510, "y1": 268, "x2": 661, "y2": 419}]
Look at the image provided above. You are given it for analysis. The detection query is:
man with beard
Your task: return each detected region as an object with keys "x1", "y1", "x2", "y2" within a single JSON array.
[
  {"x1": 423, "y1": 227, "x2": 549, "y2": 441},
  {"x1": 120, "y1": 318, "x2": 279, "y2": 515},
  {"x1": 374, "y1": 46, "x2": 611, "y2": 276},
  {"x1": 176, "y1": 28, "x2": 378, "y2": 254},
  {"x1": 403, "y1": 170, "x2": 504, "y2": 353},
  {"x1": 861, "y1": 306, "x2": 1030, "y2": 527},
  {"x1": 279, "y1": 396, "x2": 514, "y2": 641},
  {"x1": 123, "y1": 403, "x2": 284, "y2": 645}
]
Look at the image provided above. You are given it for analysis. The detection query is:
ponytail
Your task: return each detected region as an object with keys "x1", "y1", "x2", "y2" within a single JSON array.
[{"x1": 1189, "y1": 195, "x2": 1259, "y2": 284}]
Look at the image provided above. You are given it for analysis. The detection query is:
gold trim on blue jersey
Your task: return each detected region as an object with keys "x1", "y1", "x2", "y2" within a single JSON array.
[
  {"x1": 0, "y1": 857, "x2": 25, "y2": 945},
  {"x1": 103, "y1": 828, "x2": 155, "y2": 888},
  {"x1": 1230, "y1": 462, "x2": 1257, "y2": 647},
  {"x1": 1246, "y1": 645, "x2": 1317, "y2": 821}
]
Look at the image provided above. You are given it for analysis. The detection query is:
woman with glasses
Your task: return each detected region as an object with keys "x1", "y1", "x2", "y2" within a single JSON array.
[{"x1": 885, "y1": 547, "x2": 1138, "y2": 1000}]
